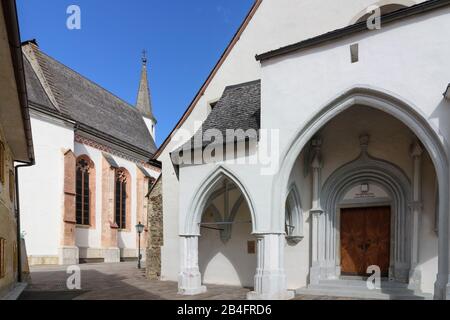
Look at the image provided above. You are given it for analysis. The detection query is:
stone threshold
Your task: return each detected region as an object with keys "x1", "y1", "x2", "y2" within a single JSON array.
[{"x1": 0, "y1": 282, "x2": 28, "y2": 300}]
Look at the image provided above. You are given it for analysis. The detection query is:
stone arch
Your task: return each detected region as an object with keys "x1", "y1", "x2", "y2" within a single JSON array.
[
  {"x1": 274, "y1": 86, "x2": 447, "y2": 230},
  {"x1": 319, "y1": 141, "x2": 412, "y2": 281},
  {"x1": 272, "y1": 86, "x2": 449, "y2": 298},
  {"x1": 184, "y1": 165, "x2": 257, "y2": 236}
]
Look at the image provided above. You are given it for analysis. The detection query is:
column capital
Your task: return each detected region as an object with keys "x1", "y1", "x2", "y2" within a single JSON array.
[
  {"x1": 252, "y1": 232, "x2": 285, "y2": 238},
  {"x1": 311, "y1": 154, "x2": 322, "y2": 169},
  {"x1": 410, "y1": 142, "x2": 423, "y2": 158},
  {"x1": 311, "y1": 137, "x2": 322, "y2": 148},
  {"x1": 409, "y1": 201, "x2": 423, "y2": 211},
  {"x1": 179, "y1": 234, "x2": 201, "y2": 238},
  {"x1": 359, "y1": 134, "x2": 370, "y2": 155},
  {"x1": 310, "y1": 208, "x2": 324, "y2": 215},
  {"x1": 311, "y1": 137, "x2": 323, "y2": 169}
]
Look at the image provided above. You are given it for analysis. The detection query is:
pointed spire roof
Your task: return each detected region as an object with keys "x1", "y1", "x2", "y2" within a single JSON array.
[{"x1": 136, "y1": 50, "x2": 156, "y2": 122}]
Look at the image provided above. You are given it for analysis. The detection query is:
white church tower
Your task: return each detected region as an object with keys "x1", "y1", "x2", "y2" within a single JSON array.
[{"x1": 136, "y1": 50, "x2": 157, "y2": 139}]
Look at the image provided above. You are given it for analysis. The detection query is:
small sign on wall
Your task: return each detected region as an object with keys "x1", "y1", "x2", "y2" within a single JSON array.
[
  {"x1": 247, "y1": 240, "x2": 256, "y2": 254},
  {"x1": 342, "y1": 183, "x2": 390, "y2": 201}
]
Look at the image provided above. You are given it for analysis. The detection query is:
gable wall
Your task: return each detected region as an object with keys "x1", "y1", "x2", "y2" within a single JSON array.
[
  {"x1": 260, "y1": 8, "x2": 450, "y2": 292},
  {"x1": 159, "y1": 0, "x2": 423, "y2": 281},
  {"x1": 19, "y1": 114, "x2": 74, "y2": 263}
]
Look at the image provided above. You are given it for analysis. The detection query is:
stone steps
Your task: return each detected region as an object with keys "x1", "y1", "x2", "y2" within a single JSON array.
[
  {"x1": 317, "y1": 279, "x2": 409, "y2": 289},
  {"x1": 295, "y1": 280, "x2": 433, "y2": 300}
]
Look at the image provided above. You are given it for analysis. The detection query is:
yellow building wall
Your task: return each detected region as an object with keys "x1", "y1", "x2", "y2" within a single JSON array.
[{"x1": 0, "y1": 127, "x2": 18, "y2": 297}]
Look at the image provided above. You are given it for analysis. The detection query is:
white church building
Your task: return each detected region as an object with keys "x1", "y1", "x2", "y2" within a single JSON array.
[
  {"x1": 154, "y1": 0, "x2": 450, "y2": 300},
  {"x1": 19, "y1": 41, "x2": 160, "y2": 266}
]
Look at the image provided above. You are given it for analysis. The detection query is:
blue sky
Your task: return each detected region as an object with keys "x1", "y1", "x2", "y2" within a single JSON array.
[{"x1": 17, "y1": 0, "x2": 254, "y2": 146}]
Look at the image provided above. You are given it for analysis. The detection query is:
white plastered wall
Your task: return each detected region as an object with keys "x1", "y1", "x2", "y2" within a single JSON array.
[
  {"x1": 19, "y1": 114, "x2": 74, "y2": 260},
  {"x1": 261, "y1": 11, "x2": 450, "y2": 292}
]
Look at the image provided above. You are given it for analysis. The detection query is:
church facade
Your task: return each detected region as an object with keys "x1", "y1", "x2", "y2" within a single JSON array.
[
  {"x1": 19, "y1": 41, "x2": 160, "y2": 266},
  {"x1": 153, "y1": 0, "x2": 450, "y2": 300}
]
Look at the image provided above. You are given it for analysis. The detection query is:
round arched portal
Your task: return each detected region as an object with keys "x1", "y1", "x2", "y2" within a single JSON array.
[{"x1": 273, "y1": 87, "x2": 449, "y2": 299}]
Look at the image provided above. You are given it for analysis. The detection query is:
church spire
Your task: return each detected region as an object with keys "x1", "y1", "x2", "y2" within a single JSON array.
[{"x1": 136, "y1": 50, "x2": 156, "y2": 122}]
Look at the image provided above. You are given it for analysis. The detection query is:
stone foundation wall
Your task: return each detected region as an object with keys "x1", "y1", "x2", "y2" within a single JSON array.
[{"x1": 146, "y1": 177, "x2": 163, "y2": 280}]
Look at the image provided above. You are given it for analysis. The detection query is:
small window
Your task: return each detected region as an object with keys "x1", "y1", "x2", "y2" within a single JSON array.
[
  {"x1": 12, "y1": 242, "x2": 17, "y2": 274},
  {"x1": 0, "y1": 141, "x2": 5, "y2": 185},
  {"x1": 247, "y1": 240, "x2": 256, "y2": 254},
  {"x1": 115, "y1": 169, "x2": 128, "y2": 229},
  {"x1": 9, "y1": 170, "x2": 14, "y2": 202},
  {"x1": 148, "y1": 177, "x2": 156, "y2": 191},
  {"x1": 350, "y1": 43, "x2": 359, "y2": 63},
  {"x1": 0, "y1": 238, "x2": 5, "y2": 279},
  {"x1": 76, "y1": 157, "x2": 92, "y2": 225},
  {"x1": 208, "y1": 100, "x2": 219, "y2": 113}
]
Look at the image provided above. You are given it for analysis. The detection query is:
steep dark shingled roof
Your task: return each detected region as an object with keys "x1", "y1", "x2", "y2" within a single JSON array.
[
  {"x1": 23, "y1": 57, "x2": 56, "y2": 111},
  {"x1": 24, "y1": 46, "x2": 157, "y2": 155},
  {"x1": 180, "y1": 80, "x2": 261, "y2": 151}
]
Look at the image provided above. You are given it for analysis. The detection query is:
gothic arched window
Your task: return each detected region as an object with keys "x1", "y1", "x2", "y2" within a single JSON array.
[
  {"x1": 115, "y1": 168, "x2": 129, "y2": 229},
  {"x1": 76, "y1": 156, "x2": 93, "y2": 226}
]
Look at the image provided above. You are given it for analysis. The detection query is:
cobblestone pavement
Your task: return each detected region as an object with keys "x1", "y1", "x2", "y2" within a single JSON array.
[{"x1": 20, "y1": 262, "x2": 351, "y2": 300}]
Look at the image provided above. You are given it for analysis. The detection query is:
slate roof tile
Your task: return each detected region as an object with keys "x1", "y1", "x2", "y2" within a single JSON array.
[{"x1": 181, "y1": 80, "x2": 261, "y2": 151}]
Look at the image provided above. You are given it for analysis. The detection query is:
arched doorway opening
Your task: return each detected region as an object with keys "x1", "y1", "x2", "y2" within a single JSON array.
[
  {"x1": 198, "y1": 176, "x2": 256, "y2": 288},
  {"x1": 178, "y1": 166, "x2": 258, "y2": 295},
  {"x1": 274, "y1": 88, "x2": 448, "y2": 298}
]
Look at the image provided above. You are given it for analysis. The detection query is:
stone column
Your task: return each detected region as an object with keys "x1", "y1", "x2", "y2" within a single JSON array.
[
  {"x1": 409, "y1": 142, "x2": 423, "y2": 290},
  {"x1": 434, "y1": 170, "x2": 450, "y2": 299},
  {"x1": 247, "y1": 234, "x2": 294, "y2": 300},
  {"x1": 309, "y1": 138, "x2": 324, "y2": 284},
  {"x1": 178, "y1": 235, "x2": 206, "y2": 295},
  {"x1": 59, "y1": 150, "x2": 79, "y2": 265}
]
